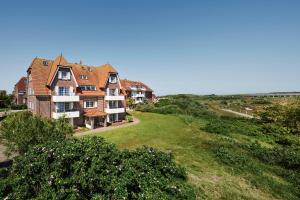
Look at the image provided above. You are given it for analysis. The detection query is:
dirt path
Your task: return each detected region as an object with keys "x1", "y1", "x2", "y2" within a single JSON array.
[
  {"x1": 74, "y1": 117, "x2": 140, "y2": 137},
  {"x1": 221, "y1": 109, "x2": 254, "y2": 118},
  {"x1": 0, "y1": 144, "x2": 8, "y2": 162}
]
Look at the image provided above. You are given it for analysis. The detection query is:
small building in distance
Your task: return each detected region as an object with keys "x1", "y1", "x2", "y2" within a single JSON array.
[
  {"x1": 120, "y1": 79, "x2": 154, "y2": 104},
  {"x1": 13, "y1": 77, "x2": 27, "y2": 105}
]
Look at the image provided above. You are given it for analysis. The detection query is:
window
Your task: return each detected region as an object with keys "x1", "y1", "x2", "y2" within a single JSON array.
[
  {"x1": 80, "y1": 85, "x2": 96, "y2": 91},
  {"x1": 57, "y1": 102, "x2": 71, "y2": 112},
  {"x1": 109, "y1": 101, "x2": 118, "y2": 109},
  {"x1": 84, "y1": 100, "x2": 97, "y2": 108},
  {"x1": 28, "y1": 101, "x2": 34, "y2": 109},
  {"x1": 58, "y1": 87, "x2": 69, "y2": 96},
  {"x1": 58, "y1": 70, "x2": 71, "y2": 80},
  {"x1": 28, "y1": 88, "x2": 34, "y2": 95},
  {"x1": 43, "y1": 60, "x2": 48, "y2": 66},
  {"x1": 80, "y1": 75, "x2": 88, "y2": 80},
  {"x1": 130, "y1": 85, "x2": 137, "y2": 90},
  {"x1": 109, "y1": 74, "x2": 117, "y2": 83},
  {"x1": 109, "y1": 114, "x2": 118, "y2": 122},
  {"x1": 109, "y1": 89, "x2": 117, "y2": 96}
]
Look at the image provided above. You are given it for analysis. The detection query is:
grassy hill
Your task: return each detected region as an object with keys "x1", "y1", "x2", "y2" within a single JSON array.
[{"x1": 86, "y1": 112, "x2": 299, "y2": 200}]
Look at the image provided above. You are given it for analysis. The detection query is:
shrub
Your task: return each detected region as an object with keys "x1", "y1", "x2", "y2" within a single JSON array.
[
  {"x1": 0, "y1": 137, "x2": 195, "y2": 199},
  {"x1": 136, "y1": 95, "x2": 215, "y2": 119},
  {"x1": 10, "y1": 104, "x2": 27, "y2": 110},
  {"x1": 0, "y1": 111, "x2": 73, "y2": 156},
  {"x1": 203, "y1": 116, "x2": 261, "y2": 136},
  {"x1": 246, "y1": 143, "x2": 300, "y2": 170},
  {"x1": 126, "y1": 115, "x2": 133, "y2": 122}
]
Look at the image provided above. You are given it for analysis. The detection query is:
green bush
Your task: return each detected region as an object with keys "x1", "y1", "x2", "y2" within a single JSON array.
[
  {"x1": 10, "y1": 104, "x2": 27, "y2": 110},
  {"x1": 126, "y1": 115, "x2": 133, "y2": 122},
  {"x1": 246, "y1": 143, "x2": 300, "y2": 170},
  {"x1": 1, "y1": 137, "x2": 195, "y2": 199},
  {"x1": 203, "y1": 116, "x2": 261, "y2": 136},
  {"x1": 136, "y1": 95, "x2": 214, "y2": 118},
  {"x1": 0, "y1": 111, "x2": 73, "y2": 156}
]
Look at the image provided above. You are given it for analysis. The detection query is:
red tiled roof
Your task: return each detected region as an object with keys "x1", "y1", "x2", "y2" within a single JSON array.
[
  {"x1": 120, "y1": 79, "x2": 153, "y2": 92},
  {"x1": 27, "y1": 58, "x2": 53, "y2": 95},
  {"x1": 27, "y1": 55, "x2": 119, "y2": 96},
  {"x1": 46, "y1": 55, "x2": 68, "y2": 86},
  {"x1": 15, "y1": 77, "x2": 27, "y2": 92},
  {"x1": 84, "y1": 108, "x2": 107, "y2": 117}
]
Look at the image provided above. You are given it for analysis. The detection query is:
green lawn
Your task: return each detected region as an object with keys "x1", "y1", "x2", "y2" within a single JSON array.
[{"x1": 86, "y1": 112, "x2": 295, "y2": 200}]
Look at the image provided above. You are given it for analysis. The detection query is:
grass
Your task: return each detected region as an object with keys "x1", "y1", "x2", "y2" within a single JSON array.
[{"x1": 85, "y1": 111, "x2": 299, "y2": 200}]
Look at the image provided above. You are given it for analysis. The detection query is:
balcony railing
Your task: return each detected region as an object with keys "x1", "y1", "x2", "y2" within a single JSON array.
[
  {"x1": 133, "y1": 93, "x2": 145, "y2": 98},
  {"x1": 52, "y1": 94, "x2": 80, "y2": 102},
  {"x1": 53, "y1": 110, "x2": 79, "y2": 119},
  {"x1": 105, "y1": 95, "x2": 125, "y2": 101},
  {"x1": 57, "y1": 92, "x2": 73, "y2": 96},
  {"x1": 105, "y1": 107, "x2": 125, "y2": 114}
]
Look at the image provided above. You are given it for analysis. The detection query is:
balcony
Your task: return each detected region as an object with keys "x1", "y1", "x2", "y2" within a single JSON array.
[
  {"x1": 53, "y1": 110, "x2": 80, "y2": 119},
  {"x1": 52, "y1": 93, "x2": 79, "y2": 102},
  {"x1": 134, "y1": 93, "x2": 145, "y2": 98},
  {"x1": 105, "y1": 95, "x2": 125, "y2": 101},
  {"x1": 105, "y1": 107, "x2": 125, "y2": 114}
]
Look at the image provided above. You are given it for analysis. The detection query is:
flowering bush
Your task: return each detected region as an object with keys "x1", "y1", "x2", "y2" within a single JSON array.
[
  {"x1": 0, "y1": 111, "x2": 73, "y2": 157},
  {"x1": 1, "y1": 137, "x2": 195, "y2": 199}
]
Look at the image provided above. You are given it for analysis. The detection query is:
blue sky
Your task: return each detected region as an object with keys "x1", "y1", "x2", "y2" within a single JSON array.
[{"x1": 0, "y1": 0, "x2": 299, "y2": 95}]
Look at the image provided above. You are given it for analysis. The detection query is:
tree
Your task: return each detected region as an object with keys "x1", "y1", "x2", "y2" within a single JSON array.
[
  {"x1": 0, "y1": 111, "x2": 73, "y2": 157},
  {"x1": 0, "y1": 137, "x2": 195, "y2": 199},
  {"x1": 126, "y1": 97, "x2": 135, "y2": 109},
  {"x1": 0, "y1": 90, "x2": 13, "y2": 108}
]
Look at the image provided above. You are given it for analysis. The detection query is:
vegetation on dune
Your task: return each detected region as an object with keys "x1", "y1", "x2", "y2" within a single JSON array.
[
  {"x1": 1, "y1": 94, "x2": 299, "y2": 199},
  {"x1": 0, "y1": 137, "x2": 195, "y2": 200},
  {"x1": 107, "y1": 94, "x2": 300, "y2": 199},
  {"x1": 136, "y1": 94, "x2": 214, "y2": 118},
  {"x1": 0, "y1": 111, "x2": 73, "y2": 157}
]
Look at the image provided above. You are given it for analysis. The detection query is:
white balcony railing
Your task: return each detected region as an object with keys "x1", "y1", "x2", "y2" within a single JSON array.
[
  {"x1": 133, "y1": 93, "x2": 145, "y2": 98},
  {"x1": 105, "y1": 95, "x2": 125, "y2": 101},
  {"x1": 52, "y1": 111, "x2": 80, "y2": 119},
  {"x1": 105, "y1": 107, "x2": 125, "y2": 114},
  {"x1": 52, "y1": 94, "x2": 80, "y2": 102}
]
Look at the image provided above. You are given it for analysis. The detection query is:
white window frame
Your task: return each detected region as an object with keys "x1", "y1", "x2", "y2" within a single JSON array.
[
  {"x1": 80, "y1": 75, "x2": 88, "y2": 80},
  {"x1": 80, "y1": 85, "x2": 96, "y2": 91},
  {"x1": 58, "y1": 70, "x2": 71, "y2": 80},
  {"x1": 58, "y1": 87, "x2": 70, "y2": 96},
  {"x1": 84, "y1": 100, "x2": 97, "y2": 108},
  {"x1": 109, "y1": 75, "x2": 117, "y2": 83}
]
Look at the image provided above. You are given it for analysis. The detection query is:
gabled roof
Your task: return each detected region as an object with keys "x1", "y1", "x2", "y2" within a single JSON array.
[
  {"x1": 27, "y1": 55, "x2": 119, "y2": 96},
  {"x1": 96, "y1": 64, "x2": 118, "y2": 88},
  {"x1": 15, "y1": 77, "x2": 27, "y2": 92},
  {"x1": 120, "y1": 79, "x2": 153, "y2": 92},
  {"x1": 27, "y1": 58, "x2": 53, "y2": 95},
  {"x1": 46, "y1": 55, "x2": 68, "y2": 86}
]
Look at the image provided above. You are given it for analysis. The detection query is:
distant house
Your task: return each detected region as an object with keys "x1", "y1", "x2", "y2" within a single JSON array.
[
  {"x1": 26, "y1": 55, "x2": 126, "y2": 129},
  {"x1": 13, "y1": 77, "x2": 27, "y2": 105},
  {"x1": 120, "y1": 79, "x2": 154, "y2": 104}
]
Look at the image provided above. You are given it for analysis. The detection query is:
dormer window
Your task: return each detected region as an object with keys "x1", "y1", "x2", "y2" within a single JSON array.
[
  {"x1": 58, "y1": 69, "x2": 71, "y2": 80},
  {"x1": 80, "y1": 75, "x2": 88, "y2": 80},
  {"x1": 109, "y1": 74, "x2": 117, "y2": 83},
  {"x1": 43, "y1": 60, "x2": 48, "y2": 66},
  {"x1": 130, "y1": 85, "x2": 137, "y2": 90},
  {"x1": 80, "y1": 85, "x2": 96, "y2": 91}
]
